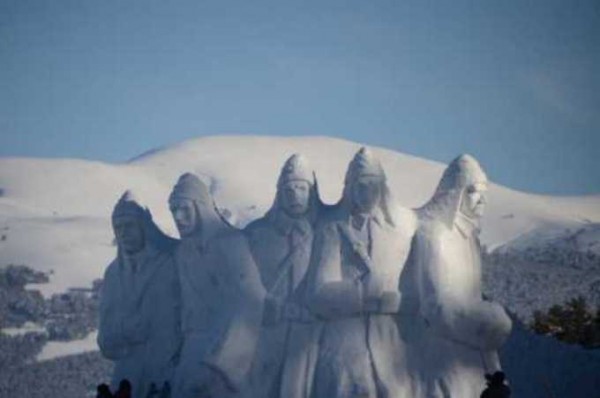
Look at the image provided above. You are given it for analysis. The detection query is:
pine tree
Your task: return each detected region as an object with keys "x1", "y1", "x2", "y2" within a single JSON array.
[{"x1": 530, "y1": 296, "x2": 599, "y2": 348}]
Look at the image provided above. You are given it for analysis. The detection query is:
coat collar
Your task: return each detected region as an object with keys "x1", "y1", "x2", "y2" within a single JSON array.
[
  {"x1": 118, "y1": 245, "x2": 166, "y2": 302},
  {"x1": 270, "y1": 209, "x2": 312, "y2": 238},
  {"x1": 347, "y1": 207, "x2": 385, "y2": 231},
  {"x1": 183, "y1": 220, "x2": 229, "y2": 253},
  {"x1": 454, "y1": 211, "x2": 480, "y2": 239}
]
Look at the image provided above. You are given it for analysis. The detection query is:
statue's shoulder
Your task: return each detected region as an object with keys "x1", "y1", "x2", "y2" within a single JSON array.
[
  {"x1": 243, "y1": 216, "x2": 272, "y2": 238},
  {"x1": 103, "y1": 258, "x2": 119, "y2": 278},
  {"x1": 173, "y1": 238, "x2": 194, "y2": 259},
  {"x1": 153, "y1": 247, "x2": 176, "y2": 268},
  {"x1": 209, "y1": 225, "x2": 249, "y2": 251},
  {"x1": 313, "y1": 208, "x2": 346, "y2": 238},
  {"x1": 392, "y1": 205, "x2": 418, "y2": 235},
  {"x1": 416, "y1": 217, "x2": 451, "y2": 244}
]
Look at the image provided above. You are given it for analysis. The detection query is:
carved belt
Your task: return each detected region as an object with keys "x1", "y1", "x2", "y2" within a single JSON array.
[
  {"x1": 281, "y1": 302, "x2": 316, "y2": 323},
  {"x1": 263, "y1": 298, "x2": 316, "y2": 326},
  {"x1": 362, "y1": 291, "x2": 402, "y2": 315}
]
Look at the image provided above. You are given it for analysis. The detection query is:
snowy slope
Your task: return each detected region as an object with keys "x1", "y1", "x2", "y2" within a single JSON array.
[
  {"x1": 497, "y1": 222, "x2": 600, "y2": 256},
  {"x1": 0, "y1": 135, "x2": 598, "y2": 297}
]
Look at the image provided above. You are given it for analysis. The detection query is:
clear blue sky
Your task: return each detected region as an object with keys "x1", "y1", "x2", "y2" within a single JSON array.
[{"x1": 1, "y1": 0, "x2": 598, "y2": 195}]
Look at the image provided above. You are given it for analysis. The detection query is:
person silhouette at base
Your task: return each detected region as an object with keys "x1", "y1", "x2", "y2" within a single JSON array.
[
  {"x1": 145, "y1": 382, "x2": 160, "y2": 398},
  {"x1": 96, "y1": 383, "x2": 113, "y2": 398},
  {"x1": 115, "y1": 379, "x2": 132, "y2": 398},
  {"x1": 481, "y1": 371, "x2": 511, "y2": 398},
  {"x1": 159, "y1": 382, "x2": 171, "y2": 398}
]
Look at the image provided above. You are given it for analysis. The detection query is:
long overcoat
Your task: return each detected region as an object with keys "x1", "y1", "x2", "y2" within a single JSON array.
[
  {"x1": 173, "y1": 228, "x2": 266, "y2": 398},
  {"x1": 98, "y1": 246, "x2": 181, "y2": 398},
  {"x1": 309, "y1": 208, "x2": 416, "y2": 398},
  {"x1": 412, "y1": 219, "x2": 512, "y2": 398},
  {"x1": 244, "y1": 213, "x2": 322, "y2": 398}
]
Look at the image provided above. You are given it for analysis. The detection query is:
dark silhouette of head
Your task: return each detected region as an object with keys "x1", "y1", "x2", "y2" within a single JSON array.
[
  {"x1": 97, "y1": 383, "x2": 112, "y2": 397},
  {"x1": 119, "y1": 379, "x2": 132, "y2": 392},
  {"x1": 160, "y1": 381, "x2": 171, "y2": 398},
  {"x1": 491, "y1": 371, "x2": 506, "y2": 385}
]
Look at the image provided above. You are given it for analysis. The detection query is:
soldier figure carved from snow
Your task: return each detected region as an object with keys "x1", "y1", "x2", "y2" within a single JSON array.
[
  {"x1": 169, "y1": 173, "x2": 265, "y2": 398},
  {"x1": 413, "y1": 154, "x2": 512, "y2": 397},
  {"x1": 98, "y1": 191, "x2": 181, "y2": 398},
  {"x1": 243, "y1": 154, "x2": 325, "y2": 398},
  {"x1": 308, "y1": 147, "x2": 417, "y2": 398}
]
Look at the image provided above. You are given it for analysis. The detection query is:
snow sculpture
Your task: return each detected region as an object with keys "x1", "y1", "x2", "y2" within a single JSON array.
[
  {"x1": 98, "y1": 191, "x2": 181, "y2": 398},
  {"x1": 168, "y1": 173, "x2": 266, "y2": 398},
  {"x1": 308, "y1": 147, "x2": 417, "y2": 398},
  {"x1": 413, "y1": 154, "x2": 512, "y2": 397},
  {"x1": 243, "y1": 154, "x2": 325, "y2": 398}
]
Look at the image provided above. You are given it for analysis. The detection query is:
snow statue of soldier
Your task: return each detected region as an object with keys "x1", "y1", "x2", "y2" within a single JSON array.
[
  {"x1": 168, "y1": 173, "x2": 265, "y2": 398},
  {"x1": 98, "y1": 191, "x2": 181, "y2": 398},
  {"x1": 308, "y1": 147, "x2": 417, "y2": 398},
  {"x1": 243, "y1": 154, "x2": 325, "y2": 398},
  {"x1": 413, "y1": 154, "x2": 512, "y2": 397}
]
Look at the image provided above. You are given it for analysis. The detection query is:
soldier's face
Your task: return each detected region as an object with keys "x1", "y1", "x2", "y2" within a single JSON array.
[
  {"x1": 169, "y1": 198, "x2": 199, "y2": 238},
  {"x1": 281, "y1": 180, "x2": 311, "y2": 218},
  {"x1": 461, "y1": 182, "x2": 487, "y2": 218},
  {"x1": 113, "y1": 216, "x2": 145, "y2": 255},
  {"x1": 352, "y1": 176, "x2": 382, "y2": 214}
]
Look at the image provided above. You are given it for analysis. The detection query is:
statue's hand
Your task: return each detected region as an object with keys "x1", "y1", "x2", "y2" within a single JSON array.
[
  {"x1": 362, "y1": 279, "x2": 385, "y2": 313},
  {"x1": 363, "y1": 291, "x2": 401, "y2": 313},
  {"x1": 363, "y1": 295, "x2": 381, "y2": 313},
  {"x1": 475, "y1": 302, "x2": 512, "y2": 350},
  {"x1": 380, "y1": 291, "x2": 401, "y2": 313}
]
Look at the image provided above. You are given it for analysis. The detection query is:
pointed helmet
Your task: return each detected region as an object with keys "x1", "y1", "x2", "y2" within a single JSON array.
[
  {"x1": 112, "y1": 190, "x2": 176, "y2": 253},
  {"x1": 343, "y1": 147, "x2": 385, "y2": 186},
  {"x1": 341, "y1": 147, "x2": 396, "y2": 226},
  {"x1": 168, "y1": 173, "x2": 211, "y2": 205},
  {"x1": 268, "y1": 153, "x2": 323, "y2": 223},
  {"x1": 435, "y1": 154, "x2": 487, "y2": 195},
  {"x1": 420, "y1": 154, "x2": 488, "y2": 227},
  {"x1": 112, "y1": 190, "x2": 146, "y2": 221},
  {"x1": 168, "y1": 172, "x2": 230, "y2": 239},
  {"x1": 277, "y1": 154, "x2": 314, "y2": 189}
]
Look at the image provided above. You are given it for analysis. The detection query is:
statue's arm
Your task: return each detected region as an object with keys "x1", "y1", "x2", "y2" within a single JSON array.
[
  {"x1": 417, "y1": 232, "x2": 511, "y2": 350},
  {"x1": 308, "y1": 223, "x2": 363, "y2": 318},
  {"x1": 202, "y1": 234, "x2": 266, "y2": 392},
  {"x1": 97, "y1": 263, "x2": 130, "y2": 360}
]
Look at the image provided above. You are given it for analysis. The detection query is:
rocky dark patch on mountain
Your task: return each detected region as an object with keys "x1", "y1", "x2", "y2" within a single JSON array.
[
  {"x1": 0, "y1": 265, "x2": 48, "y2": 329},
  {"x1": 482, "y1": 247, "x2": 600, "y2": 322},
  {"x1": 1, "y1": 264, "x2": 102, "y2": 347}
]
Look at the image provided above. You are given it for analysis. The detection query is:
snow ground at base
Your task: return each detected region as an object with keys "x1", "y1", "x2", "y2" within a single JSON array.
[
  {"x1": 36, "y1": 330, "x2": 99, "y2": 362},
  {"x1": 1, "y1": 322, "x2": 47, "y2": 337}
]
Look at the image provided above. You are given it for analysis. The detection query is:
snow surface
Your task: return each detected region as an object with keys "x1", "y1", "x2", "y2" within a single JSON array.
[
  {"x1": 497, "y1": 222, "x2": 600, "y2": 256},
  {"x1": 36, "y1": 331, "x2": 98, "y2": 362},
  {"x1": 1, "y1": 322, "x2": 46, "y2": 337},
  {"x1": 500, "y1": 319, "x2": 600, "y2": 397}
]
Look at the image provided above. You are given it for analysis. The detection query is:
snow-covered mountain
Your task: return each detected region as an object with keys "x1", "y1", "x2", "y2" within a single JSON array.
[
  {"x1": 1, "y1": 135, "x2": 598, "y2": 297},
  {"x1": 1, "y1": 135, "x2": 599, "y2": 397},
  {"x1": 498, "y1": 222, "x2": 600, "y2": 257}
]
